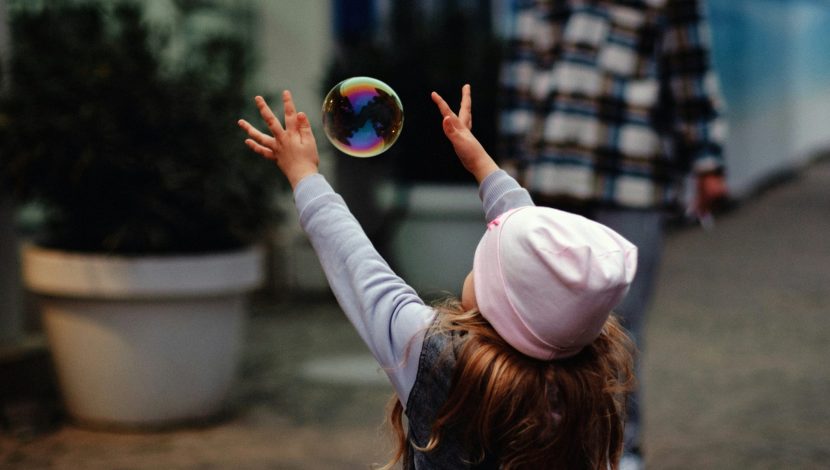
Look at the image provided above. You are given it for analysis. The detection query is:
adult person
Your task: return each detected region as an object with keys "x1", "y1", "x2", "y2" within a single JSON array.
[{"x1": 498, "y1": 1, "x2": 729, "y2": 468}]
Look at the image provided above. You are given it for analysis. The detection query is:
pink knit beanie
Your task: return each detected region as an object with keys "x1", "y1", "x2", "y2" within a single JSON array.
[{"x1": 473, "y1": 207, "x2": 638, "y2": 360}]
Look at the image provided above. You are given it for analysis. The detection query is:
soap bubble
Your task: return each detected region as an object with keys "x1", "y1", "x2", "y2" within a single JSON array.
[{"x1": 321, "y1": 76, "x2": 404, "y2": 158}]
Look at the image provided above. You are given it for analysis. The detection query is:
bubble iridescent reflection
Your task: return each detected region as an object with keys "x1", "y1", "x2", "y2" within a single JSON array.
[{"x1": 321, "y1": 76, "x2": 404, "y2": 158}]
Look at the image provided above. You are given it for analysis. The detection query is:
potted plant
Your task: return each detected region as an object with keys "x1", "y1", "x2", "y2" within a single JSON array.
[{"x1": 0, "y1": 1, "x2": 279, "y2": 428}]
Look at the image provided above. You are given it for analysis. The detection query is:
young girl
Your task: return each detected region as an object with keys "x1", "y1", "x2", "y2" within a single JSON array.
[{"x1": 238, "y1": 85, "x2": 638, "y2": 469}]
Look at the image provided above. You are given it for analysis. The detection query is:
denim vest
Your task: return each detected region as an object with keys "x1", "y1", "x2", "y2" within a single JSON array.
[{"x1": 404, "y1": 321, "x2": 499, "y2": 469}]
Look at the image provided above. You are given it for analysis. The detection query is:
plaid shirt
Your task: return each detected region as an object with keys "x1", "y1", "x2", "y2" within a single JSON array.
[{"x1": 499, "y1": 0, "x2": 726, "y2": 210}]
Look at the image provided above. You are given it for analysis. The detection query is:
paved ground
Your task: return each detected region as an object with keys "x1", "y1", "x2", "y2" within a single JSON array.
[{"x1": 1, "y1": 159, "x2": 828, "y2": 469}]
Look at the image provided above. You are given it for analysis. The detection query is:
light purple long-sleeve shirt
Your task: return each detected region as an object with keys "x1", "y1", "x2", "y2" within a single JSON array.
[{"x1": 294, "y1": 170, "x2": 533, "y2": 406}]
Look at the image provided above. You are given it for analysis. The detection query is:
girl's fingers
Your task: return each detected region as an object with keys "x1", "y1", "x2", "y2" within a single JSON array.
[
  {"x1": 459, "y1": 84, "x2": 472, "y2": 129},
  {"x1": 244, "y1": 138, "x2": 275, "y2": 159},
  {"x1": 432, "y1": 87, "x2": 471, "y2": 130},
  {"x1": 431, "y1": 91, "x2": 456, "y2": 119},
  {"x1": 282, "y1": 90, "x2": 297, "y2": 131},
  {"x1": 442, "y1": 116, "x2": 455, "y2": 136},
  {"x1": 238, "y1": 119, "x2": 276, "y2": 148},
  {"x1": 255, "y1": 96, "x2": 285, "y2": 138},
  {"x1": 296, "y1": 112, "x2": 314, "y2": 143},
  {"x1": 442, "y1": 114, "x2": 468, "y2": 137}
]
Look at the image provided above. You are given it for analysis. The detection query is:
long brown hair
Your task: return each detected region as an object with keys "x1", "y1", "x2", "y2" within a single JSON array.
[{"x1": 383, "y1": 299, "x2": 636, "y2": 469}]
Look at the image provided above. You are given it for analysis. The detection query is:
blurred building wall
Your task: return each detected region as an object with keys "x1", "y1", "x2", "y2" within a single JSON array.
[{"x1": 709, "y1": 0, "x2": 830, "y2": 196}]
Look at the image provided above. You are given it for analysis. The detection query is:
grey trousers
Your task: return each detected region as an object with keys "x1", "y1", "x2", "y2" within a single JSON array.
[{"x1": 594, "y1": 208, "x2": 665, "y2": 454}]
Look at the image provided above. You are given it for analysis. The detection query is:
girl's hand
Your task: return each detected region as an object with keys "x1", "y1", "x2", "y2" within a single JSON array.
[
  {"x1": 238, "y1": 91, "x2": 320, "y2": 189},
  {"x1": 431, "y1": 84, "x2": 498, "y2": 183}
]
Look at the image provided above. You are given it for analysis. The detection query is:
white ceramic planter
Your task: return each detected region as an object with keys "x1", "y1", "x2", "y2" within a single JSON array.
[{"x1": 22, "y1": 244, "x2": 265, "y2": 429}]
